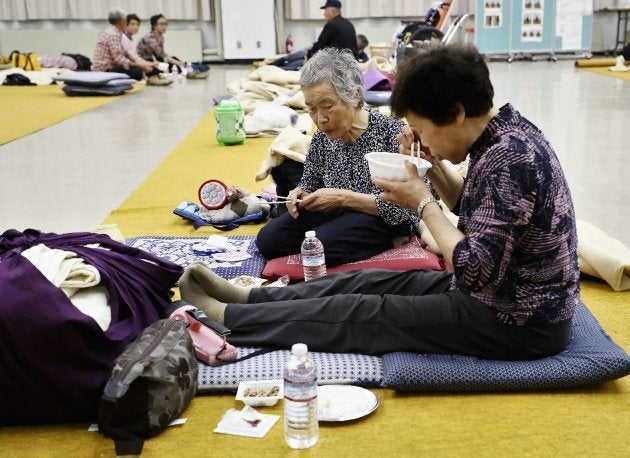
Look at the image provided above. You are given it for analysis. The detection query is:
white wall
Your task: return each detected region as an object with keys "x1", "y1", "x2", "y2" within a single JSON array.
[
  {"x1": 0, "y1": 28, "x2": 203, "y2": 62},
  {"x1": 0, "y1": 2, "x2": 626, "y2": 60}
]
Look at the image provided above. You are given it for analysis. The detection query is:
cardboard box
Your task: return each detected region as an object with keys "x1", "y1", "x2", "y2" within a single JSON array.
[{"x1": 370, "y1": 43, "x2": 393, "y2": 58}]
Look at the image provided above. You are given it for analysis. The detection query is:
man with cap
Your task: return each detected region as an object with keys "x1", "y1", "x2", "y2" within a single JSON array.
[{"x1": 307, "y1": 1, "x2": 358, "y2": 59}]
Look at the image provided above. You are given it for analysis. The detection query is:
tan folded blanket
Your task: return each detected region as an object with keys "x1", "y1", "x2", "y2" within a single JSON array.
[
  {"x1": 576, "y1": 220, "x2": 630, "y2": 291},
  {"x1": 255, "y1": 126, "x2": 311, "y2": 181},
  {"x1": 246, "y1": 113, "x2": 312, "y2": 138},
  {"x1": 248, "y1": 65, "x2": 301, "y2": 85},
  {"x1": 421, "y1": 214, "x2": 630, "y2": 292}
]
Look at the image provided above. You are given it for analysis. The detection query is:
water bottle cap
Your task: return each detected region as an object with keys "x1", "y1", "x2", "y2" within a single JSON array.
[
  {"x1": 305, "y1": 230, "x2": 316, "y2": 238},
  {"x1": 291, "y1": 343, "x2": 308, "y2": 356}
]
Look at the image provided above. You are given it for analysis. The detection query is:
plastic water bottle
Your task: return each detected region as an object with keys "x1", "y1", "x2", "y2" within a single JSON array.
[
  {"x1": 284, "y1": 343, "x2": 318, "y2": 449},
  {"x1": 301, "y1": 231, "x2": 326, "y2": 281}
]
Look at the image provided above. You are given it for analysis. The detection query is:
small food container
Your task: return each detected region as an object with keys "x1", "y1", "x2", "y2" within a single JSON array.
[
  {"x1": 236, "y1": 379, "x2": 284, "y2": 407},
  {"x1": 365, "y1": 151, "x2": 432, "y2": 181}
]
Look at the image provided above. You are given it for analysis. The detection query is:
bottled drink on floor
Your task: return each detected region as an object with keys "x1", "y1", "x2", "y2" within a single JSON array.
[
  {"x1": 284, "y1": 343, "x2": 318, "y2": 449},
  {"x1": 301, "y1": 230, "x2": 326, "y2": 281}
]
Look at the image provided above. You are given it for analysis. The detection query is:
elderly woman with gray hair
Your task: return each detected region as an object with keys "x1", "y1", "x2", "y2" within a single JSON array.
[{"x1": 256, "y1": 48, "x2": 418, "y2": 266}]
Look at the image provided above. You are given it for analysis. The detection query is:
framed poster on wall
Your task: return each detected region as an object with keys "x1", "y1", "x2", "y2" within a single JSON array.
[{"x1": 475, "y1": 0, "x2": 513, "y2": 54}]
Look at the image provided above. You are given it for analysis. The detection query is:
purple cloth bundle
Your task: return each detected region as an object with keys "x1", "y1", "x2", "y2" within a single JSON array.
[{"x1": 0, "y1": 229, "x2": 183, "y2": 426}]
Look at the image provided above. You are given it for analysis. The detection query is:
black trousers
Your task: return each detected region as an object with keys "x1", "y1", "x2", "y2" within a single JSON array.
[
  {"x1": 109, "y1": 66, "x2": 160, "y2": 80},
  {"x1": 225, "y1": 269, "x2": 572, "y2": 360},
  {"x1": 255, "y1": 208, "x2": 409, "y2": 266}
]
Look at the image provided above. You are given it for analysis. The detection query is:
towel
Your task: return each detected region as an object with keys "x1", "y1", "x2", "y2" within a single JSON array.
[{"x1": 255, "y1": 126, "x2": 312, "y2": 181}]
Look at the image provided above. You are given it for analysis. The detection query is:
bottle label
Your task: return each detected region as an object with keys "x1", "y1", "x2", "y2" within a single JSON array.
[
  {"x1": 284, "y1": 378, "x2": 317, "y2": 402},
  {"x1": 302, "y1": 254, "x2": 324, "y2": 267}
]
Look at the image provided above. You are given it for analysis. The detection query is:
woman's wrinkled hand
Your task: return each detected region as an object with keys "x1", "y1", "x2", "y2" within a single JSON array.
[
  {"x1": 287, "y1": 188, "x2": 308, "y2": 219},
  {"x1": 372, "y1": 162, "x2": 431, "y2": 210},
  {"x1": 299, "y1": 188, "x2": 342, "y2": 213}
]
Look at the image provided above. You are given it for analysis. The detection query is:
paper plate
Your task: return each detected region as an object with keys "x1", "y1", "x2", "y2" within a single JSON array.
[{"x1": 317, "y1": 385, "x2": 379, "y2": 422}]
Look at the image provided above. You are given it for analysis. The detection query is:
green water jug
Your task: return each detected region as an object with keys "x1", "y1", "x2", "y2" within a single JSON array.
[{"x1": 215, "y1": 97, "x2": 245, "y2": 145}]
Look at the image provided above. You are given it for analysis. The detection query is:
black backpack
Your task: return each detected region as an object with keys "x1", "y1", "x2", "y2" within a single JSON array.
[{"x1": 62, "y1": 53, "x2": 92, "y2": 70}]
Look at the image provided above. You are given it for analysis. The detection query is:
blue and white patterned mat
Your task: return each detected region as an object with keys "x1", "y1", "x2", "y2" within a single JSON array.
[
  {"x1": 126, "y1": 235, "x2": 265, "y2": 279},
  {"x1": 126, "y1": 235, "x2": 385, "y2": 390},
  {"x1": 381, "y1": 302, "x2": 630, "y2": 392},
  {"x1": 198, "y1": 348, "x2": 383, "y2": 391}
]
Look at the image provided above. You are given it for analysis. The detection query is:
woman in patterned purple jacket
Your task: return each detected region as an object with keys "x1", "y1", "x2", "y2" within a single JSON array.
[{"x1": 180, "y1": 44, "x2": 580, "y2": 360}]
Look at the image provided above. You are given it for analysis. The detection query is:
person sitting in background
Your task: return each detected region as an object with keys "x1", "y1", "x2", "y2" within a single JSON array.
[
  {"x1": 307, "y1": 0, "x2": 358, "y2": 59},
  {"x1": 137, "y1": 14, "x2": 186, "y2": 74},
  {"x1": 356, "y1": 34, "x2": 369, "y2": 62},
  {"x1": 91, "y1": 8, "x2": 156, "y2": 82},
  {"x1": 121, "y1": 13, "x2": 170, "y2": 86},
  {"x1": 255, "y1": 48, "x2": 419, "y2": 266},
  {"x1": 271, "y1": 3, "x2": 361, "y2": 71},
  {"x1": 179, "y1": 44, "x2": 579, "y2": 362}
]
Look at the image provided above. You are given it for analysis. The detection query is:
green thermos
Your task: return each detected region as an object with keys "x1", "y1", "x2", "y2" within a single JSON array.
[{"x1": 215, "y1": 97, "x2": 245, "y2": 145}]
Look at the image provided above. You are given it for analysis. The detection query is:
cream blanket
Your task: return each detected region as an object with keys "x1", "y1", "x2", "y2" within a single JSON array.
[
  {"x1": 246, "y1": 112, "x2": 312, "y2": 138},
  {"x1": 420, "y1": 211, "x2": 630, "y2": 292},
  {"x1": 20, "y1": 244, "x2": 111, "y2": 330},
  {"x1": 255, "y1": 126, "x2": 312, "y2": 181},
  {"x1": 576, "y1": 220, "x2": 630, "y2": 291},
  {"x1": 227, "y1": 65, "x2": 305, "y2": 114},
  {"x1": 248, "y1": 65, "x2": 301, "y2": 85}
]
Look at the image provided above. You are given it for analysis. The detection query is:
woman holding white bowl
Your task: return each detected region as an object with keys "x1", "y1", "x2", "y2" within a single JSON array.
[{"x1": 180, "y1": 44, "x2": 579, "y2": 360}]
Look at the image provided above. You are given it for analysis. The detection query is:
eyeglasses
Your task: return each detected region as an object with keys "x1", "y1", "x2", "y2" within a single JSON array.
[{"x1": 157, "y1": 21, "x2": 168, "y2": 26}]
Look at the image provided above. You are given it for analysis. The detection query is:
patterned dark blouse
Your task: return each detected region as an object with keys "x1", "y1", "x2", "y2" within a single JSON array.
[
  {"x1": 299, "y1": 111, "x2": 419, "y2": 231},
  {"x1": 452, "y1": 104, "x2": 580, "y2": 326},
  {"x1": 136, "y1": 31, "x2": 166, "y2": 61}
]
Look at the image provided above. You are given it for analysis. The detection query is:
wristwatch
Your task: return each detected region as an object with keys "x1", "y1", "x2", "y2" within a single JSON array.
[{"x1": 417, "y1": 196, "x2": 440, "y2": 219}]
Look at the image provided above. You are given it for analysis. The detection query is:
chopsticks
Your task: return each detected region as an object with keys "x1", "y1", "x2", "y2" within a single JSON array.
[
  {"x1": 410, "y1": 139, "x2": 422, "y2": 162},
  {"x1": 256, "y1": 195, "x2": 302, "y2": 205}
]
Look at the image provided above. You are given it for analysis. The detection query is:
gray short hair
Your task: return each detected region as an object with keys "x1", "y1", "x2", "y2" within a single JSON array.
[
  {"x1": 300, "y1": 48, "x2": 364, "y2": 108},
  {"x1": 108, "y1": 8, "x2": 127, "y2": 25}
]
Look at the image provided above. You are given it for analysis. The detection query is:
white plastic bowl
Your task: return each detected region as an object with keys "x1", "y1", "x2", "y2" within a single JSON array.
[
  {"x1": 365, "y1": 152, "x2": 432, "y2": 181},
  {"x1": 235, "y1": 379, "x2": 283, "y2": 407}
]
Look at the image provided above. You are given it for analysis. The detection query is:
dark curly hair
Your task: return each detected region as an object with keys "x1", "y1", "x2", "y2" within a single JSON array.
[{"x1": 391, "y1": 44, "x2": 494, "y2": 125}]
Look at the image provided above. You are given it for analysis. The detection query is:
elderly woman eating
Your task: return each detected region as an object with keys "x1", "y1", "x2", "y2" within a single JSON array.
[{"x1": 256, "y1": 48, "x2": 419, "y2": 266}]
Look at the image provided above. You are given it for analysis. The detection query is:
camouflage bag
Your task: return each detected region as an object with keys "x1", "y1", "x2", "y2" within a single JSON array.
[{"x1": 98, "y1": 318, "x2": 198, "y2": 455}]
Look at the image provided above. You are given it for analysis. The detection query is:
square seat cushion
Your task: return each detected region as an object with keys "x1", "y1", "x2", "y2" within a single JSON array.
[
  {"x1": 381, "y1": 301, "x2": 630, "y2": 392},
  {"x1": 261, "y1": 235, "x2": 445, "y2": 282},
  {"x1": 52, "y1": 71, "x2": 130, "y2": 86},
  {"x1": 62, "y1": 84, "x2": 132, "y2": 96}
]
